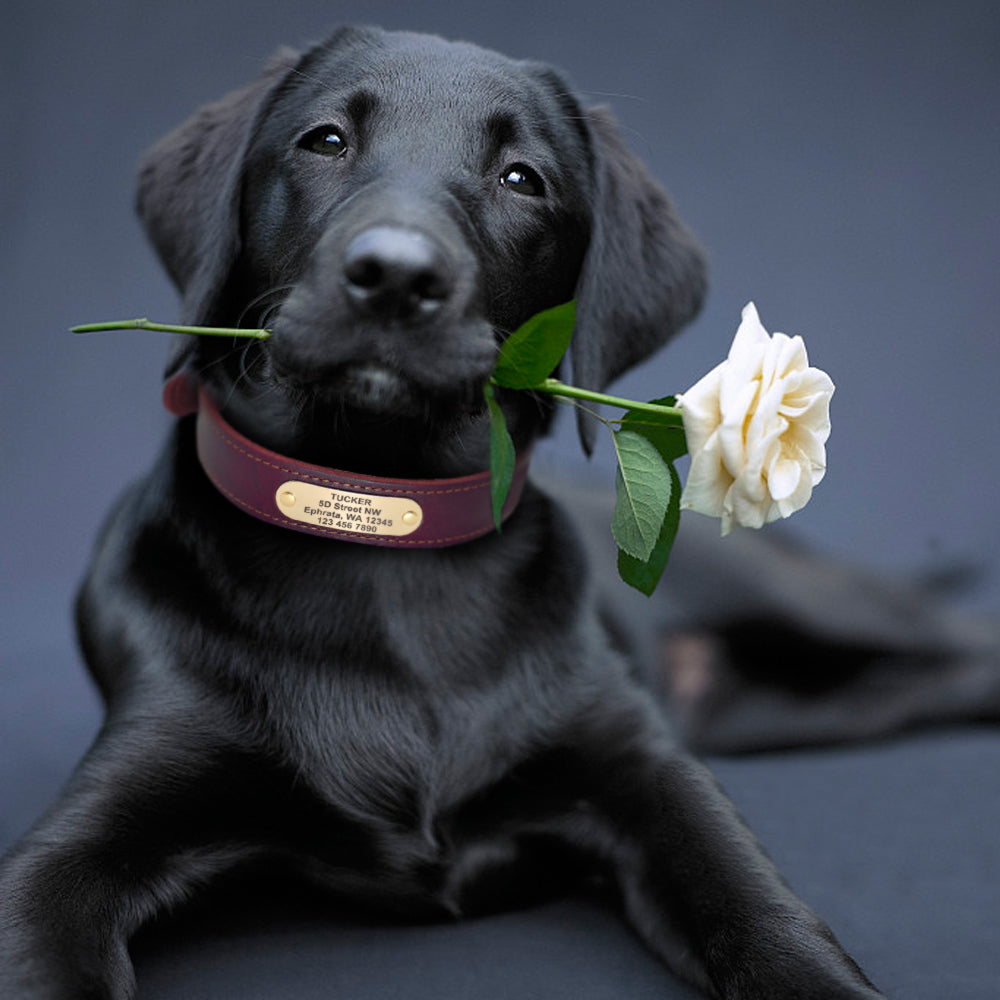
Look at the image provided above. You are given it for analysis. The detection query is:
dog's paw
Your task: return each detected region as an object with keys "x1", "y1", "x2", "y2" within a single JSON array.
[{"x1": 706, "y1": 913, "x2": 885, "y2": 1000}]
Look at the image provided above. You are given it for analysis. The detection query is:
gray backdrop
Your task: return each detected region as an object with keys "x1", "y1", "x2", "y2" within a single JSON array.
[{"x1": 2, "y1": 3, "x2": 999, "y2": 998}]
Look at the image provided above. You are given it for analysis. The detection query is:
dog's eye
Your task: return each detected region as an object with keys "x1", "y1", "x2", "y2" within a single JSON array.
[
  {"x1": 298, "y1": 125, "x2": 348, "y2": 157},
  {"x1": 500, "y1": 164, "x2": 545, "y2": 197}
]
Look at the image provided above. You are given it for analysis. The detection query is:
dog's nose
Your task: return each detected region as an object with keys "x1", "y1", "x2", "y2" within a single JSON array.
[{"x1": 342, "y1": 226, "x2": 452, "y2": 322}]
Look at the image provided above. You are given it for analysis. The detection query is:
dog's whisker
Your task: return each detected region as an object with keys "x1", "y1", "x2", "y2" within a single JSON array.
[
  {"x1": 258, "y1": 300, "x2": 286, "y2": 330},
  {"x1": 237, "y1": 340, "x2": 263, "y2": 381},
  {"x1": 237, "y1": 285, "x2": 295, "y2": 330},
  {"x1": 194, "y1": 344, "x2": 250, "y2": 379},
  {"x1": 285, "y1": 62, "x2": 351, "y2": 104},
  {"x1": 217, "y1": 350, "x2": 282, "y2": 411},
  {"x1": 576, "y1": 89, "x2": 650, "y2": 105}
]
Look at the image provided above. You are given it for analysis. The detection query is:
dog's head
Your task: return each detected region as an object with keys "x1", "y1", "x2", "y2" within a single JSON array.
[{"x1": 138, "y1": 26, "x2": 705, "y2": 473}]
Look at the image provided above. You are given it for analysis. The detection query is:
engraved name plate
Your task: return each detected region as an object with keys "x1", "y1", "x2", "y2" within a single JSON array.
[{"x1": 274, "y1": 481, "x2": 423, "y2": 537}]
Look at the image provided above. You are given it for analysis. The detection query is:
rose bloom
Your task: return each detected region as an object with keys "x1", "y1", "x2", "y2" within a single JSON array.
[{"x1": 677, "y1": 302, "x2": 834, "y2": 535}]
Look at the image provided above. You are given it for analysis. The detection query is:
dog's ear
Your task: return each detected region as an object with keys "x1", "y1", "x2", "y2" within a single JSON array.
[
  {"x1": 571, "y1": 107, "x2": 707, "y2": 453},
  {"x1": 136, "y1": 47, "x2": 301, "y2": 378}
]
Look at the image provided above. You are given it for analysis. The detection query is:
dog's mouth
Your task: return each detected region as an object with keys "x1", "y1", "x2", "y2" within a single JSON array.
[
  {"x1": 334, "y1": 361, "x2": 423, "y2": 412},
  {"x1": 204, "y1": 342, "x2": 494, "y2": 477},
  {"x1": 260, "y1": 312, "x2": 497, "y2": 421},
  {"x1": 261, "y1": 346, "x2": 492, "y2": 425}
]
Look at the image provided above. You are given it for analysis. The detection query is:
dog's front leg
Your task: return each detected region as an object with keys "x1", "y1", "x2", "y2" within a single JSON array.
[
  {"x1": 592, "y1": 745, "x2": 885, "y2": 999},
  {"x1": 0, "y1": 709, "x2": 261, "y2": 1000}
]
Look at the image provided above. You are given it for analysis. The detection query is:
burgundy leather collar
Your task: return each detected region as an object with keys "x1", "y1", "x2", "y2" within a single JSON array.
[{"x1": 163, "y1": 370, "x2": 531, "y2": 548}]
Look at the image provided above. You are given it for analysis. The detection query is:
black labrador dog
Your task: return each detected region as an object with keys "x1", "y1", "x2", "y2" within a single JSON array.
[{"x1": 0, "y1": 27, "x2": 884, "y2": 1000}]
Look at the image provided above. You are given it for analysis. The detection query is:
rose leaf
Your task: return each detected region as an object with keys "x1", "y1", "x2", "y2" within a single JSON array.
[
  {"x1": 491, "y1": 300, "x2": 576, "y2": 390},
  {"x1": 610, "y1": 429, "x2": 673, "y2": 561},
  {"x1": 485, "y1": 382, "x2": 516, "y2": 531},
  {"x1": 617, "y1": 463, "x2": 682, "y2": 595}
]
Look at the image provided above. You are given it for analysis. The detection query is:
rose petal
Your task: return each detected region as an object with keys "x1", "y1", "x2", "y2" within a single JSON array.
[
  {"x1": 681, "y1": 439, "x2": 731, "y2": 521},
  {"x1": 768, "y1": 454, "x2": 803, "y2": 501}
]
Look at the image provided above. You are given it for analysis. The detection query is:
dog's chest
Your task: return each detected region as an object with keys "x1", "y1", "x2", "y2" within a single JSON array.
[
  {"x1": 265, "y1": 636, "x2": 606, "y2": 915},
  {"x1": 275, "y1": 649, "x2": 552, "y2": 826},
  {"x1": 221, "y1": 520, "x2": 602, "y2": 898},
  {"x1": 258, "y1": 566, "x2": 569, "y2": 824}
]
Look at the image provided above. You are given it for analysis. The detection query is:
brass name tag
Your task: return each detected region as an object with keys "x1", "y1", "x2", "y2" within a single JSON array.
[{"x1": 274, "y1": 481, "x2": 423, "y2": 537}]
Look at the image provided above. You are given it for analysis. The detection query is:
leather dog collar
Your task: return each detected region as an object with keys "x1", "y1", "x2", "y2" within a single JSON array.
[{"x1": 163, "y1": 370, "x2": 530, "y2": 548}]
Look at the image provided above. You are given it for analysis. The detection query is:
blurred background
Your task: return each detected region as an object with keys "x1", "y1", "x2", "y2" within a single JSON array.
[{"x1": 3, "y1": 0, "x2": 999, "y2": 825}]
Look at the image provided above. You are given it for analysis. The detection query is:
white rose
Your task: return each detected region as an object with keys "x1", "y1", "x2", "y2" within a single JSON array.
[{"x1": 677, "y1": 302, "x2": 834, "y2": 536}]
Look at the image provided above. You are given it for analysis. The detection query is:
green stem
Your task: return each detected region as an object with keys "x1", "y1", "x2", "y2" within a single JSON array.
[
  {"x1": 533, "y1": 378, "x2": 683, "y2": 421},
  {"x1": 71, "y1": 318, "x2": 271, "y2": 339}
]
